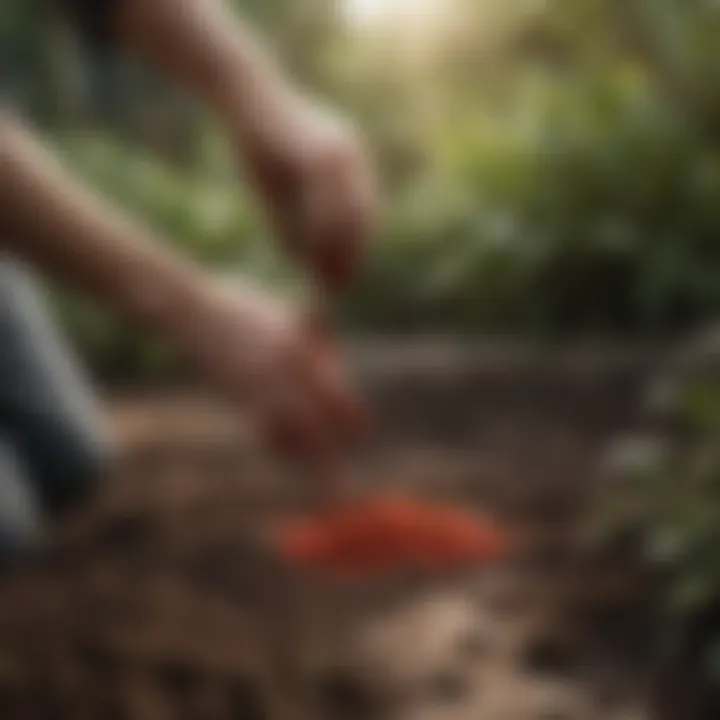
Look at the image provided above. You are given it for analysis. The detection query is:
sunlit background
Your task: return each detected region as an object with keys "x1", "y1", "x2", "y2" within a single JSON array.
[
  {"x1": 2, "y1": 1, "x2": 720, "y2": 716},
  {"x1": 344, "y1": 0, "x2": 444, "y2": 26},
  {"x1": 2, "y1": 0, "x2": 719, "y2": 362}
]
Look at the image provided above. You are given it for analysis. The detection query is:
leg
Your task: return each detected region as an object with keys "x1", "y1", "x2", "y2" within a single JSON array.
[
  {"x1": 0, "y1": 257, "x2": 111, "y2": 516},
  {"x1": 0, "y1": 438, "x2": 40, "y2": 566}
]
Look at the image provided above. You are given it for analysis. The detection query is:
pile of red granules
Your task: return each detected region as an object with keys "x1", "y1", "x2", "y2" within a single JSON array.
[{"x1": 276, "y1": 495, "x2": 512, "y2": 579}]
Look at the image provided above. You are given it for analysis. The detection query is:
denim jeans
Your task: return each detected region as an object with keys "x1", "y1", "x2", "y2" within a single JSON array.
[{"x1": 0, "y1": 257, "x2": 109, "y2": 559}]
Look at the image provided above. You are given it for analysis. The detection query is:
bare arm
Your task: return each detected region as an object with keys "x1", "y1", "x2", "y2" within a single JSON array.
[
  {"x1": 0, "y1": 112, "x2": 363, "y2": 467},
  {"x1": 4, "y1": 0, "x2": 296, "y2": 310},
  {"x1": 0, "y1": 112, "x2": 200, "y2": 333},
  {"x1": 116, "y1": 0, "x2": 288, "y2": 142},
  {"x1": 0, "y1": 0, "x2": 371, "y2": 468},
  {"x1": 116, "y1": 0, "x2": 376, "y2": 289}
]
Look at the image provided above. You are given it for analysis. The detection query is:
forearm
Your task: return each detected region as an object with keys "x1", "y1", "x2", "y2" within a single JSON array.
[
  {"x1": 0, "y1": 113, "x2": 202, "y2": 333},
  {"x1": 117, "y1": 0, "x2": 293, "y2": 142}
]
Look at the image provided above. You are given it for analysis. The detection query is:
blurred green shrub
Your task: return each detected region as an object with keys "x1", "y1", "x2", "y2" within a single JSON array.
[
  {"x1": 348, "y1": 65, "x2": 720, "y2": 337},
  {"x1": 593, "y1": 374, "x2": 720, "y2": 694},
  {"x1": 50, "y1": 129, "x2": 292, "y2": 378},
  {"x1": 47, "y1": 60, "x2": 720, "y2": 374}
]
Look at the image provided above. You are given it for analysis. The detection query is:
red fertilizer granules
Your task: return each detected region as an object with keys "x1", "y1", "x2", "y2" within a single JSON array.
[{"x1": 276, "y1": 495, "x2": 511, "y2": 579}]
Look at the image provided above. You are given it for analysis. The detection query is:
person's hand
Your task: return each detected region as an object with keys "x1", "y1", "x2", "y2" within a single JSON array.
[
  {"x1": 165, "y1": 274, "x2": 366, "y2": 471},
  {"x1": 235, "y1": 89, "x2": 377, "y2": 290},
  {"x1": 118, "y1": 0, "x2": 376, "y2": 286}
]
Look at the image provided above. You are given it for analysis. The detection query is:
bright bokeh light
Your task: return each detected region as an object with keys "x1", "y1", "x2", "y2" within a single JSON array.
[{"x1": 344, "y1": 0, "x2": 446, "y2": 28}]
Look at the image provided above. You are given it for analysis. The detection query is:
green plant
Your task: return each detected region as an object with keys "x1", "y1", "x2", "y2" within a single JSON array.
[
  {"x1": 39, "y1": 37, "x2": 720, "y2": 374},
  {"x1": 594, "y1": 375, "x2": 720, "y2": 691}
]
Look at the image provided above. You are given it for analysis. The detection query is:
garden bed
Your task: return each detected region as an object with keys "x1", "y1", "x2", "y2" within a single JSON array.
[{"x1": 0, "y1": 341, "x2": 682, "y2": 719}]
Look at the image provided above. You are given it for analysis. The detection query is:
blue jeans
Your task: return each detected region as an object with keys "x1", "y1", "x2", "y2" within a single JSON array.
[{"x1": 0, "y1": 257, "x2": 109, "y2": 561}]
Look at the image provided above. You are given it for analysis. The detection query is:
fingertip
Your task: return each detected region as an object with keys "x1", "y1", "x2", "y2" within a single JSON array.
[
  {"x1": 322, "y1": 373, "x2": 372, "y2": 443},
  {"x1": 342, "y1": 394, "x2": 372, "y2": 441},
  {"x1": 315, "y1": 216, "x2": 365, "y2": 292},
  {"x1": 265, "y1": 413, "x2": 305, "y2": 460},
  {"x1": 266, "y1": 406, "x2": 329, "y2": 467},
  {"x1": 301, "y1": 332, "x2": 370, "y2": 442},
  {"x1": 318, "y1": 248, "x2": 356, "y2": 291}
]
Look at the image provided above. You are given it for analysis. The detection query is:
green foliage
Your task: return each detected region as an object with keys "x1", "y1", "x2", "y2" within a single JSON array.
[
  {"x1": 52, "y1": 130, "x2": 295, "y2": 376},
  {"x1": 594, "y1": 376, "x2": 720, "y2": 687},
  {"x1": 345, "y1": 63, "x2": 720, "y2": 336},
  {"x1": 10, "y1": 0, "x2": 720, "y2": 371},
  {"x1": 49, "y1": 56, "x2": 720, "y2": 369}
]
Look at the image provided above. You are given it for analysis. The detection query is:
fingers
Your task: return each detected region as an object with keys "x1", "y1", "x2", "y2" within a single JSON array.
[
  {"x1": 302, "y1": 144, "x2": 377, "y2": 291},
  {"x1": 261, "y1": 378, "x2": 346, "y2": 503},
  {"x1": 263, "y1": 393, "x2": 328, "y2": 467},
  {"x1": 303, "y1": 335, "x2": 369, "y2": 440},
  {"x1": 261, "y1": 329, "x2": 368, "y2": 487}
]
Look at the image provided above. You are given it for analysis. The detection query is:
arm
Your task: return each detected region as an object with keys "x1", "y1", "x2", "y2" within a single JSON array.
[
  {"x1": 0, "y1": 112, "x2": 363, "y2": 471},
  {"x1": 1, "y1": 0, "x2": 371, "y2": 474},
  {"x1": 113, "y1": 0, "x2": 376, "y2": 290},
  {"x1": 59, "y1": 0, "x2": 283, "y2": 124},
  {"x1": 56, "y1": 0, "x2": 375, "y2": 286},
  {"x1": 0, "y1": 112, "x2": 199, "y2": 332},
  {"x1": 116, "y1": 0, "x2": 287, "y2": 135}
]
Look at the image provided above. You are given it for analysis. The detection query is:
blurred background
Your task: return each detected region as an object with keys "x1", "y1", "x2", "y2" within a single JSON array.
[
  {"x1": 7, "y1": 0, "x2": 720, "y2": 371},
  {"x1": 2, "y1": 1, "x2": 720, "y2": 718}
]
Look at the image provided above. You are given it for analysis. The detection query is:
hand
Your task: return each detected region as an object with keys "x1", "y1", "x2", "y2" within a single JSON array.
[
  {"x1": 165, "y1": 274, "x2": 366, "y2": 471},
  {"x1": 118, "y1": 0, "x2": 376, "y2": 286},
  {"x1": 237, "y1": 90, "x2": 377, "y2": 290}
]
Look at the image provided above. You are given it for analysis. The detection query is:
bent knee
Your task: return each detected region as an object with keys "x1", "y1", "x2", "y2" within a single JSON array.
[
  {"x1": 0, "y1": 440, "x2": 41, "y2": 564},
  {"x1": 21, "y1": 417, "x2": 113, "y2": 516}
]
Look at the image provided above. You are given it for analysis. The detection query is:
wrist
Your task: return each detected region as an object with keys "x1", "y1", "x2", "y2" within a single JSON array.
[
  {"x1": 124, "y1": 250, "x2": 208, "y2": 342},
  {"x1": 213, "y1": 57, "x2": 296, "y2": 148},
  {"x1": 120, "y1": 0, "x2": 291, "y2": 138}
]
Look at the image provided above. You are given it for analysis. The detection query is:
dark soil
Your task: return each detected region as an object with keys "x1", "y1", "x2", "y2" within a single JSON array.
[{"x1": 0, "y1": 348, "x2": 675, "y2": 719}]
